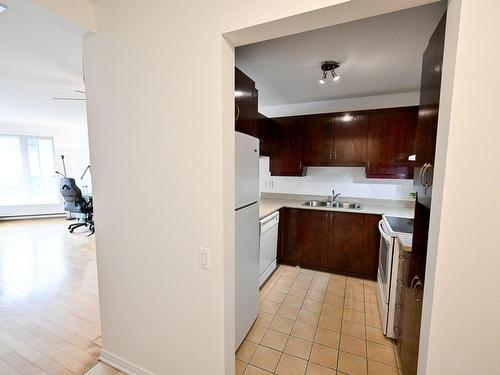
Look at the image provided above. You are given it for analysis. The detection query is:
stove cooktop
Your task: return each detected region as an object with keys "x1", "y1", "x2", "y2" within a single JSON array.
[{"x1": 385, "y1": 216, "x2": 414, "y2": 234}]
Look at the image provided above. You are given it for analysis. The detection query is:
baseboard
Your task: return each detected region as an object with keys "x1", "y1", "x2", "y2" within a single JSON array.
[
  {"x1": 0, "y1": 213, "x2": 66, "y2": 221},
  {"x1": 100, "y1": 350, "x2": 154, "y2": 375}
]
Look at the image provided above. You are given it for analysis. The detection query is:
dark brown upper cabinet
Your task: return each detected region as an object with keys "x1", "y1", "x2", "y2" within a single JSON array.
[
  {"x1": 414, "y1": 13, "x2": 446, "y2": 208},
  {"x1": 257, "y1": 113, "x2": 277, "y2": 157},
  {"x1": 269, "y1": 116, "x2": 305, "y2": 176},
  {"x1": 366, "y1": 107, "x2": 418, "y2": 179},
  {"x1": 301, "y1": 114, "x2": 334, "y2": 166},
  {"x1": 235, "y1": 67, "x2": 258, "y2": 138},
  {"x1": 299, "y1": 112, "x2": 367, "y2": 167},
  {"x1": 332, "y1": 112, "x2": 368, "y2": 166}
]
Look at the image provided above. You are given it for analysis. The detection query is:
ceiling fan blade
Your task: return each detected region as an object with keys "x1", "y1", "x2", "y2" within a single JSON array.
[{"x1": 52, "y1": 97, "x2": 86, "y2": 101}]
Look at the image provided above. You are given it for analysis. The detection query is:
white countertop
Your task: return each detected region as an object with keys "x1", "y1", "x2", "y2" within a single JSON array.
[
  {"x1": 259, "y1": 194, "x2": 415, "y2": 220},
  {"x1": 259, "y1": 193, "x2": 415, "y2": 252},
  {"x1": 397, "y1": 232, "x2": 413, "y2": 252}
]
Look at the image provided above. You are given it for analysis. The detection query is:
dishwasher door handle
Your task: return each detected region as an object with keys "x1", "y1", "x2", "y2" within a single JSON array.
[{"x1": 260, "y1": 211, "x2": 280, "y2": 234}]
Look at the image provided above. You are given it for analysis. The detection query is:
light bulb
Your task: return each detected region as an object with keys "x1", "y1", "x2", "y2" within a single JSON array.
[
  {"x1": 319, "y1": 78, "x2": 326, "y2": 85},
  {"x1": 333, "y1": 74, "x2": 340, "y2": 82}
]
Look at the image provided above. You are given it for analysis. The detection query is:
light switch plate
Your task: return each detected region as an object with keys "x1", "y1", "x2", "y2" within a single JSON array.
[{"x1": 199, "y1": 247, "x2": 211, "y2": 270}]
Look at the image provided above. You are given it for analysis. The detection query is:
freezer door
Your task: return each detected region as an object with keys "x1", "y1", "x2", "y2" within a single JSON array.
[
  {"x1": 235, "y1": 202, "x2": 259, "y2": 349},
  {"x1": 235, "y1": 132, "x2": 259, "y2": 209}
]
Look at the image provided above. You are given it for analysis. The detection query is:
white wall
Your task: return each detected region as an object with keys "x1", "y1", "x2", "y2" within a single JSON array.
[
  {"x1": 260, "y1": 91, "x2": 420, "y2": 117},
  {"x1": 418, "y1": 1, "x2": 500, "y2": 374},
  {"x1": 260, "y1": 157, "x2": 413, "y2": 199}
]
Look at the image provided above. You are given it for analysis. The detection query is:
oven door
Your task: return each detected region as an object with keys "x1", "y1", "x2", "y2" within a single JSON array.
[{"x1": 378, "y1": 219, "x2": 394, "y2": 305}]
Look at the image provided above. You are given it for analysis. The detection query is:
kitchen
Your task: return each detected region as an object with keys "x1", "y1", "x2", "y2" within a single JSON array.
[{"x1": 234, "y1": 3, "x2": 446, "y2": 375}]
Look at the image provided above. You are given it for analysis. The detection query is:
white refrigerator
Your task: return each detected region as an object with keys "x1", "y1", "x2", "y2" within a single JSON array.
[{"x1": 235, "y1": 132, "x2": 260, "y2": 349}]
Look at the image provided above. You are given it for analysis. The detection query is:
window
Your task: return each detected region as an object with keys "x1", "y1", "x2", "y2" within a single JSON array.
[{"x1": 0, "y1": 135, "x2": 59, "y2": 206}]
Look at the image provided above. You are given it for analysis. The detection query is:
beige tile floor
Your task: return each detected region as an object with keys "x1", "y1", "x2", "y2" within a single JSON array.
[{"x1": 236, "y1": 265, "x2": 401, "y2": 375}]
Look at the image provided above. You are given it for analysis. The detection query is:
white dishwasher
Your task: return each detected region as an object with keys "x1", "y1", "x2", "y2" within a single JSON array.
[{"x1": 259, "y1": 211, "x2": 279, "y2": 287}]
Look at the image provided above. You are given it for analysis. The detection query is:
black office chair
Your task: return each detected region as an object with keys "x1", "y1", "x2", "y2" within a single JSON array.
[{"x1": 60, "y1": 178, "x2": 94, "y2": 235}]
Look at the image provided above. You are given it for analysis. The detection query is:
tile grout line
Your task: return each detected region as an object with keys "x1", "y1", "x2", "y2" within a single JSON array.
[
  {"x1": 271, "y1": 267, "x2": 301, "y2": 374},
  {"x1": 274, "y1": 266, "x2": 313, "y2": 374},
  {"x1": 335, "y1": 276, "x2": 347, "y2": 374},
  {"x1": 303, "y1": 270, "x2": 328, "y2": 375}
]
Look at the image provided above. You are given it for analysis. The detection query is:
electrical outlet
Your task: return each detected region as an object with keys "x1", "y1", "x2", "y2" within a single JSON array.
[{"x1": 199, "y1": 247, "x2": 211, "y2": 270}]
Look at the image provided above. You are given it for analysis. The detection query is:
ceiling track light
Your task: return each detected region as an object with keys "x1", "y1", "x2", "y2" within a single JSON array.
[
  {"x1": 0, "y1": 4, "x2": 7, "y2": 13},
  {"x1": 319, "y1": 61, "x2": 340, "y2": 85}
]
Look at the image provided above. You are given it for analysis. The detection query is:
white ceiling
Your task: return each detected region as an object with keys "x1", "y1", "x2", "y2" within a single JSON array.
[
  {"x1": 236, "y1": 2, "x2": 445, "y2": 107},
  {"x1": 0, "y1": 0, "x2": 87, "y2": 128}
]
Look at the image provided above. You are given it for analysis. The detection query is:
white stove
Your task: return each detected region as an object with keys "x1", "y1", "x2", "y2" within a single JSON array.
[{"x1": 376, "y1": 215, "x2": 414, "y2": 339}]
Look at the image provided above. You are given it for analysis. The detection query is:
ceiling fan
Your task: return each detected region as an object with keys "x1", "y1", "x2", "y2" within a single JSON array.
[{"x1": 52, "y1": 90, "x2": 86, "y2": 101}]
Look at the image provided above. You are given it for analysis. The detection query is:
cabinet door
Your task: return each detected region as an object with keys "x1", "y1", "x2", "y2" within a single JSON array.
[
  {"x1": 366, "y1": 107, "x2": 418, "y2": 179},
  {"x1": 333, "y1": 112, "x2": 368, "y2": 166},
  {"x1": 327, "y1": 212, "x2": 380, "y2": 279},
  {"x1": 269, "y1": 117, "x2": 305, "y2": 176},
  {"x1": 361, "y1": 214, "x2": 382, "y2": 279},
  {"x1": 414, "y1": 14, "x2": 446, "y2": 207},
  {"x1": 235, "y1": 67, "x2": 258, "y2": 137},
  {"x1": 398, "y1": 254, "x2": 425, "y2": 375},
  {"x1": 257, "y1": 114, "x2": 277, "y2": 157},
  {"x1": 301, "y1": 114, "x2": 334, "y2": 166},
  {"x1": 278, "y1": 208, "x2": 329, "y2": 269}
]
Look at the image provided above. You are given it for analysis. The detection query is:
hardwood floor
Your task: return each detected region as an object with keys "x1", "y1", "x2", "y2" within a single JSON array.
[{"x1": 0, "y1": 218, "x2": 101, "y2": 374}]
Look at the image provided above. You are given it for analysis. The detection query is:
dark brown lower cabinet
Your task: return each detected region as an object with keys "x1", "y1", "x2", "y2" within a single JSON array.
[
  {"x1": 278, "y1": 208, "x2": 380, "y2": 279},
  {"x1": 278, "y1": 208, "x2": 329, "y2": 269},
  {"x1": 396, "y1": 250, "x2": 425, "y2": 375}
]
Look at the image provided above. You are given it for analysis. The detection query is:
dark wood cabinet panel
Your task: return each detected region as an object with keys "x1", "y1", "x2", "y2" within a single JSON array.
[
  {"x1": 396, "y1": 14, "x2": 446, "y2": 375},
  {"x1": 270, "y1": 117, "x2": 305, "y2": 176},
  {"x1": 266, "y1": 107, "x2": 416, "y2": 177},
  {"x1": 257, "y1": 113, "x2": 277, "y2": 157},
  {"x1": 366, "y1": 107, "x2": 418, "y2": 179},
  {"x1": 362, "y1": 214, "x2": 383, "y2": 278},
  {"x1": 327, "y1": 212, "x2": 380, "y2": 279},
  {"x1": 333, "y1": 113, "x2": 368, "y2": 166},
  {"x1": 279, "y1": 208, "x2": 380, "y2": 279},
  {"x1": 397, "y1": 252, "x2": 425, "y2": 375},
  {"x1": 301, "y1": 114, "x2": 334, "y2": 166},
  {"x1": 414, "y1": 14, "x2": 446, "y2": 208},
  {"x1": 235, "y1": 67, "x2": 258, "y2": 137},
  {"x1": 327, "y1": 212, "x2": 365, "y2": 274},
  {"x1": 278, "y1": 208, "x2": 329, "y2": 268}
]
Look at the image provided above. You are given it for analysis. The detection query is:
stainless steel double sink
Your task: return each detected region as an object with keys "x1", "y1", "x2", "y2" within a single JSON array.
[{"x1": 302, "y1": 200, "x2": 361, "y2": 209}]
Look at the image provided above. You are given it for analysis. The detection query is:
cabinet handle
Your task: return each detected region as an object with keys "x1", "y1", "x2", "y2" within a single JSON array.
[
  {"x1": 235, "y1": 103, "x2": 240, "y2": 121},
  {"x1": 299, "y1": 161, "x2": 303, "y2": 170},
  {"x1": 413, "y1": 280, "x2": 423, "y2": 302},
  {"x1": 334, "y1": 150, "x2": 337, "y2": 159},
  {"x1": 423, "y1": 163, "x2": 433, "y2": 187},
  {"x1": 419, "y1": 163, "x2": 427, "y2": 185},
  {"x1": 329, "y1": 150, "x2": 332, "y2": 160},
  {"x1": 394, "y1": 326, "x2": 401, "y2": 337},
  {"x1": 367, "y1": 161, "x2": 370, "y2": 171},
  {"x1": 410, "y1": 275, "x2": 420, "y2": 290}
]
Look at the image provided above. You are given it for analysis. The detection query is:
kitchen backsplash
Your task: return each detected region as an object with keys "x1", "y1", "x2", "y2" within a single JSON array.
[{"x1": 259, "y1": 156, "x2": 414, "y2": 200}]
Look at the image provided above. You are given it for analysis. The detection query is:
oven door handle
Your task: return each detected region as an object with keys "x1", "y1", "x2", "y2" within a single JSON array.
[{"x1": 378, "y1": 220, "x2": 393, "y2": 242}]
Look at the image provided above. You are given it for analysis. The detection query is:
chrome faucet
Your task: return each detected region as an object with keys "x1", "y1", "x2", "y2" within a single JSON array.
[{"x1": 331, "y1": 189, "x2": 341, "y2": 203}]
